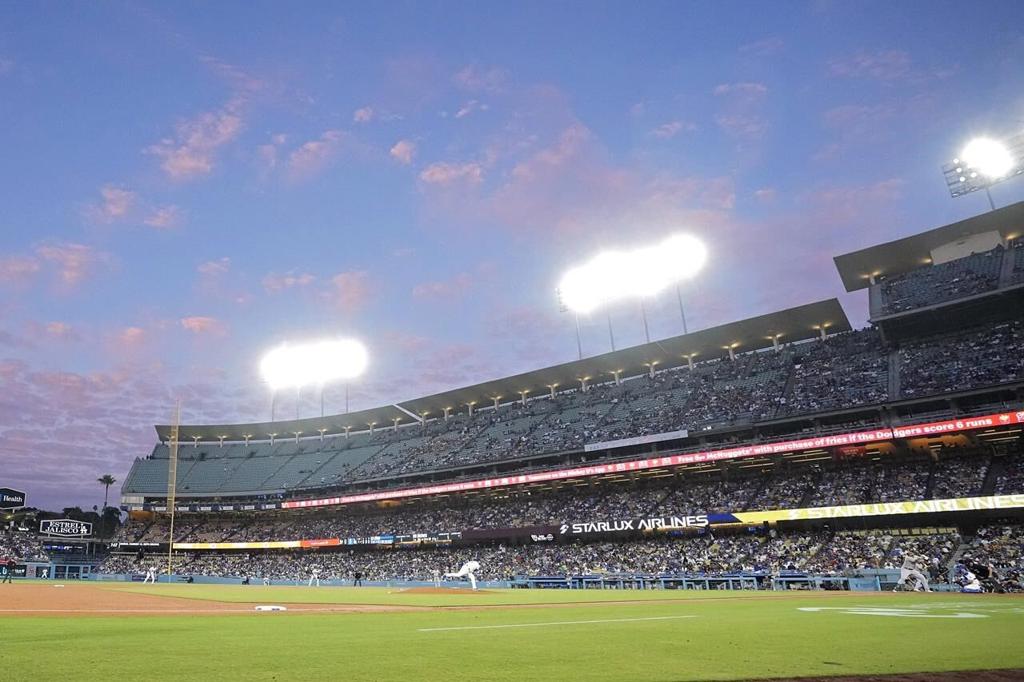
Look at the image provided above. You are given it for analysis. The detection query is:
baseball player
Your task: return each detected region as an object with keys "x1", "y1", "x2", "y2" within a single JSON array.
[
  {"x1": 956, "y1": 565, "x2": 984, "y2": 593},
  {"x1": 1, "y1": 558, "x2": 13, "y2": 584},
  {"x1": 143, "y1": 565, "x2": 158, "y2": 584},
  {"x1": 308, "y1": 566, "x2": 321, "y2": 587},
  {"x1": 432, "y1": 568, "x2": 442, "y2": 588},
  {"x1": 894, "y1": 555, "x2": 931, "y2": 592},
  {"x1": 445, "y1": 559, "x2": 481, "y2": 590}
]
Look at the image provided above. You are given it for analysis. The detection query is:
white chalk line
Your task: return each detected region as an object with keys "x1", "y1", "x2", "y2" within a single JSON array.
[{"x1": 418, "y1": 615, "x2": 696, "y2": 632}]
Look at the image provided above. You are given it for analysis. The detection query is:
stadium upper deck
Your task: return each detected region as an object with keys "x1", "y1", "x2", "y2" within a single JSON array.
[{"x1": 121, "y1": 206, "x2": 1024, "y2": 508}]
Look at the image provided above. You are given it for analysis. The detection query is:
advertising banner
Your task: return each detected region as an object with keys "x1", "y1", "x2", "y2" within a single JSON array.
[
  {"x1": 0, "y1": 487, "x2": 26, "y2": 510},
  {"x1": 728, "y1": 493, "x2": 1024, "y2": 525},
  {"x1": 460, "y1": 525, "x2": 561, "y2": 542},
  {"x1": 558, "y1": 514, "x2": 709, "y2": 537},
  {"x1": 39, "y1": 519, "x2": 93, "y2": 537}
]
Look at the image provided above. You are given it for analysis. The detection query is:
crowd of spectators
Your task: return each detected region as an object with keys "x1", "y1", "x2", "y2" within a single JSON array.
[
  {"x1": 783, "y1": 329, "x2": 889, "y2": 415},
  {"x1": 880, "y1": 246, "x2": 1004, "y2": 314},
  {"x1": 99, "y1": 528, "x2": 973, "y2": 582},
  {"x1": 900, "y1": 319, "x2": 1024, "y2": 398},
  {"x1": 116, "y1": 447, "x2": 1001, "y2": 549},
  {"x1": 0, "y1": 529, "x2": 47, "y2": 562}
]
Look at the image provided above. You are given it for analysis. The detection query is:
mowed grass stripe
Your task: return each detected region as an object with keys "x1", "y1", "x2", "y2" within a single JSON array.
[{"x1": 417, "y1": 614, "x2": 698, "y2": 631}]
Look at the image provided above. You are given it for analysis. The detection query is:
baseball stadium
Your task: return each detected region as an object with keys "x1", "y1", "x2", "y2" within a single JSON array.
[
  {"x1": 5, "y1": 202, "x2": 1024, "y2": 680},
  {"x1": 5, "y1": 4, "x2": 1024, "y2": 681}
]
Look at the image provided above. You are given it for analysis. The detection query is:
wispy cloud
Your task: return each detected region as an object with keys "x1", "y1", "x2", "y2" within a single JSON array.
[
  {"x1": 262, "y1": 270, "x2": 315, "y2": 293},
  {"x1": 389, "y1": 139, "x2": 417, "y2": 165},
  {"x1": 323, "y1": 270, "x2": 371, "y2": 312},
  {"x1": 419, "y1": 161, "x2": 484, "y2": 186},
  {"x1": 649, "y1": 120, "x2": 695, "y2": 139},
  {"x1": 0, "y1": 255, "x2": 41, "y2": 285},
  {"x1": 828, "y1": 49, "x2": 911, "y2": 81},
  {"x1": 35, "y1": 242, "x2": 113, "y2": 289},
  {"x1": 180, "y1": 316, "x2": 227, "y2": 336},
  {"x1": 83, "y1": 184, "x2": 136, "y2": 224},
  {"x1": 286, "y1": 130, "x2": 346, "y2": 181},
  {"x1": 412, "y1": 272, "x2": 474, "y2": 300},
  {"x1": 143, "y1": 205, "x2": 183, "y2": 229},
  {"x1": 453, "y1": 65, "x2": 507, "y2": 93},
  {"x1": 146, "y1": 98, "x2": 245, "y2": 181},
  {"x1": 353, "y1": 106, "x2": 374, "y2": 123},
  {"x1": 739, "y1": 37, "x2": 784, "y2": 57}
]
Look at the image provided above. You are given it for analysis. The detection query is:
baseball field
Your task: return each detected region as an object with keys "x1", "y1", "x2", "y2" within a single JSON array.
[{"x1": 2, "y1": 583, "x2": 1022, "y2": 681}]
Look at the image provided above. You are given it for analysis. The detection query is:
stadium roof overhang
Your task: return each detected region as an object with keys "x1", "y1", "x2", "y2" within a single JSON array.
[
  {"x1": 832, "y1": 201, "x2": 1024, "y2": 292},
  {"x1": 155, "y1": 298, "x2": 850, "y2": 443}
]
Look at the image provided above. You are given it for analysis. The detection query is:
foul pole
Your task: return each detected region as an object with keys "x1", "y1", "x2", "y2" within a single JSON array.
[{"x1": 166, "y1": 400, "x2": 181, "y2": 580}]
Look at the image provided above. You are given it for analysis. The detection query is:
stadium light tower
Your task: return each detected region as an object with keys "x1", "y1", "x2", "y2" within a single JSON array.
[
  {"x1": 259, "y1": 338, "x2": 369, "y2": 421},
  {"x1": 557, "y1": 234, "x2": 706, "y2": 356},
  {"x1": 942, "y1": 133, "x2": 1024, "y2": 211}
]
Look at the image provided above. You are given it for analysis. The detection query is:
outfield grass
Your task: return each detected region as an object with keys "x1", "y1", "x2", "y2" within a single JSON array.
[{"x1": 4, "y1": 586, "x2": 1023, "y2": 681}]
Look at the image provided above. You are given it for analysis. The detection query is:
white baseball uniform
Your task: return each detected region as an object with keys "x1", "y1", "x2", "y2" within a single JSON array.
[{"x1": 446, "y1": 560, "x2": 481, "y2": 590}]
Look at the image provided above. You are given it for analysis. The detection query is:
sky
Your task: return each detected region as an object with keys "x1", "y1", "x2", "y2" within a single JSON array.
[{"x1": 2, "y1": 1, "x2": 1024, "y2": 511}]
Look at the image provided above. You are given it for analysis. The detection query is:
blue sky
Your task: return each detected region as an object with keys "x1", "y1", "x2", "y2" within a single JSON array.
[{"x1": 2, "y1": 1, "x2": 1023, "y2": 510}]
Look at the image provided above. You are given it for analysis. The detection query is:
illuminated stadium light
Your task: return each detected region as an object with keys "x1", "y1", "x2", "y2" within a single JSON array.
[
  {"x1": 942, "y1": 132, "x2": 1024, "y2": 209},
  {"x1": 558, "y1": 234, "x2": 706, "y2": 314},
  {"x1": 962, "y1": 138, "x2": 1014, "y2": 178},
  {"x1": 260, "y1": 338, "x2": 368, "y2": 391},
  {"x1": 558, "y1": 234, "x2": 706, "y2": 355}
]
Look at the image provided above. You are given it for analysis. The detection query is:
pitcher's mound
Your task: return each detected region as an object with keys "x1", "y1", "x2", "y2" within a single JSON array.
[{"x1": 399, "y1": 587, "x2": 491, "y2": 595}]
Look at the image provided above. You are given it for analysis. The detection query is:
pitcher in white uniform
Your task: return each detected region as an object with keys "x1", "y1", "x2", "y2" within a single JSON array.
[{"x1": 445, "y1": 560, "x2": 481, "y2": 590}]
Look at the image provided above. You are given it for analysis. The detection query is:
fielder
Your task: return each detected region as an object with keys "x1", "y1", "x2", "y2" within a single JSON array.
[
  {"x1": 432, "y1": 568, "x2": 441, "y2": 588},
  {"x1": 143, "y1": 565, "x2": 158, "y2": 584},
  {"x1": 445, "y1": 560, "x2": 481, "y2": 590},
  {"x1": 308, "y1": 567, "x2": 321, "y2": 587},
  {"x1": 894, "y1": 555, "x2": 931, "y2": 592}
]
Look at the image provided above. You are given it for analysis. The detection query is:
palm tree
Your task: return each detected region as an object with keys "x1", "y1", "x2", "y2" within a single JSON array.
[{"x1": 97, "y1": 474, "x2": 116, "y2": 512}]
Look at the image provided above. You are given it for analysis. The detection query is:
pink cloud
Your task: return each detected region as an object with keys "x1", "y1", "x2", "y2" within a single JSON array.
[
  {"x1": 454, "y1": 99, "x2": 488, "y2": 119},
  {"x1": 650, "y1": 120, "x2": 695, "y2": 139},
  {"x1": 180, "y1": 316, "x2": 227, "y2": 336},
  {"x1": 262, "y1": 270, "x2": 315, "y2": 292},
  {"x1": 44, "y1": 321, "x2": 77, "y2": 341},
  {"x1": 286, "y1": 130, "x2": 346, "y2": 181},
  {"x1": 35, "y1": 242, "x2": 112, "y2": 288},
  {"x1": 453, "y1": 65, "x2": 507, "y2": 93},
  {"x1": 143, "y1": 205, "x2": 183, "y2": 229},
  {"x1": 146, "y1": 98, "x2": 245, "y2": 181},
  {"x1": 0, "y1": 255, "x2": 41, "y2": 284},
  {"x1": 739, "y1": 37, "x2": 784, "y2": 57},
  {"x1": 323, "y1": 270, "x2": 371, "y2": 312},
  {"x1": 412, "y1": 272, "x2": 474, "y2": 300},
  {"x1": 84, "y1": 184, "x2": 136, "y2": 224},
  {"x1": 353, "y1": 107, "x2": 374, "y2": 123},
  {"x1": 828, "y1": 50, "x2": 911, "y2": 81},
  {"x1": 116, "y1": 326, "x2": 146, "y2": 348},
  {"x1": 419, "y1": 161, "x2": 484, "y2": 186},
  {"x1": 197, "y1": 257, "x2": 231, "y2": 277},
  {"x1": 389, "y1": 139, "x2": 417, "y2": 165},
  {"x1": 713, "y1": 82, "x2": 768, "y2": 98}
]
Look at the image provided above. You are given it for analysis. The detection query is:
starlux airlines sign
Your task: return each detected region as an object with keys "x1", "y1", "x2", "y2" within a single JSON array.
[{"x1": 559, "y1": 514, "x2": 709, "y2": 536}]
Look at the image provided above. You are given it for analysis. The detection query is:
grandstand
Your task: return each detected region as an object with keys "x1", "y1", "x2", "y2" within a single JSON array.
[{"x1": 97, "y1": 204, "x2": 1024, "y2": 589}]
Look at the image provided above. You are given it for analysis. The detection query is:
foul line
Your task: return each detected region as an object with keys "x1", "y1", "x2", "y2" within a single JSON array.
[{"x1": 418, "y1": 615, "x2": 696, "y2": 632}]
